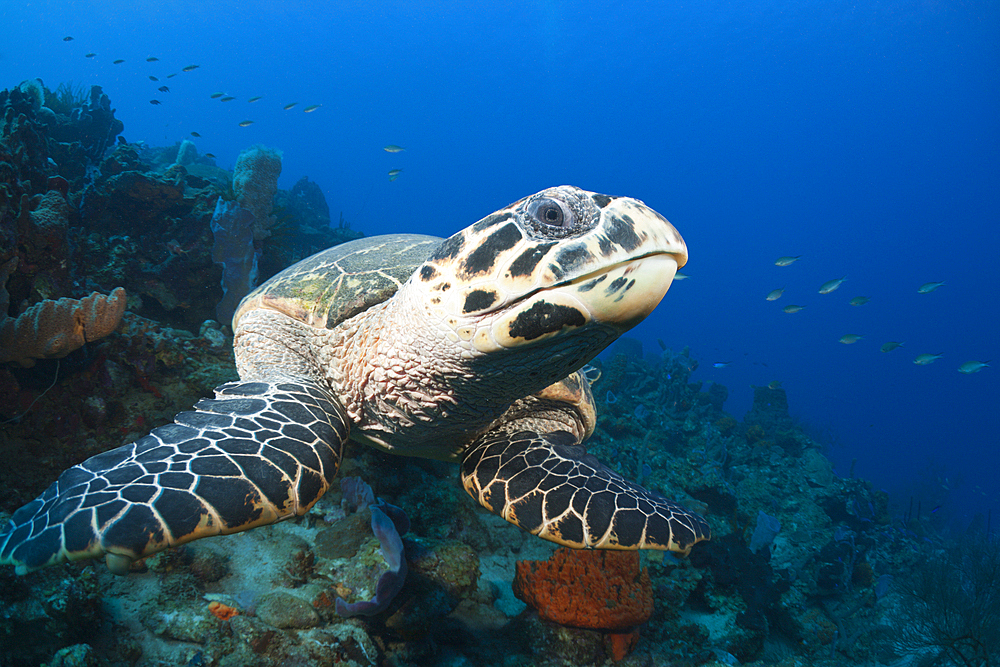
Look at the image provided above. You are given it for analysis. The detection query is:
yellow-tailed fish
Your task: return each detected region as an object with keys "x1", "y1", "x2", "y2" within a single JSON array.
[
  {"x1": 238, "y1": 120, "x2": 254, "y2": 127},
  {"x1": 849, "y1": 296, "x2": 870, "y2": 306},
  {"x1": 880, "y1": 341, "x2": 904, "y2": 353},
  {"x1": 158, "y1": 86, "x2": 169, "y2": 92},
  {"x1": 783, "y1": 304, "x2": 805, "y2": 313},
  {"x1": 303, "y1": 104, "x2": 322, "y2": 113},
  {"x1": 210, "y1": 92, "x2": 225, "y2": 99},
  {"x1": 918, "y1": 281, "x2": 945, "y2": 294},
  {"x1": 86, "y1": 53, "x2": 97, "y2": 58},
  {"x1": 767, "y1": 381, "x2": 782, "y2": 390},
  {"x1": 220, "y1": 96, "x2": 235, "y2": 102},
  {"x1": 182, "y1": 64, "x2": 200, "y2": 72},
  {"x1": 384, "y1": 145, "x2": 406, "y2": 153},
  {"x1": 113, "y1": 59, "x2": 125, "y2": 65},
  {"x1": 146, "y1": 56, "x2": 159, "y2": 62},
  {"x1": 958, "y1": 361, "x2": 990, "y2": 374},
  {"x1": 913, "y1": 353, "x2": 943, "y2": 365},
  {"x1": 149, "y1": 75, "x2": 159, "y2": 81},
  {"x1": 149, "y1": 100, "x2": 162, "y2": 105},
  {"x1": 284, "y1": 102, "x2": 298, "y2": 110},
  {"x1": 63, "y1": 36, "x2": 74, "y2": 42},
  {"x1": 839, "y1": 334, "x2": 863, "y2": 344},
  {"x1": 248, "y1": 96, "x2": 263, "y2": 103},
  {"x1": 190, "y1": 131, "x2": 201, "y2": 138},
  {"x1": 167, "y1": 73, "x2": 177, "y2": 78},
  {"x1": 775, "y1": 255, "x2": 802, "y2": 266},
  {"x1": 204, "y1": 153, "x2": 216, "y2": 159},
  {"x1": 819, "y1": 277, "x2": 846, "y2": 294},
  {"x1": 765, "y1": 288, "x2": 784, "y2": 301},
  {"x1": 388, "y1": 169, "x2": 402, "y2": 181}
]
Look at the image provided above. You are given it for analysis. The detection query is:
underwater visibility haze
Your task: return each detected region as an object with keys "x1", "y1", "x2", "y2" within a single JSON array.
[{"x1": 0, "y1": 0, "x2": 997, "y2": 665}]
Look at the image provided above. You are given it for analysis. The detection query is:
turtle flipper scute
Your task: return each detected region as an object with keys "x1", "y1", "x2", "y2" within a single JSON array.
[
  {"x1": 460, "y1": 430, "x2": 710, "y2": 554},
  {"x1": 0, "y1": 376, "x2": 348, "y2": 575}
]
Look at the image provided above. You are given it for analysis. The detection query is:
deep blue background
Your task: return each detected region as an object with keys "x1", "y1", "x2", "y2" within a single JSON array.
[{"x1": 4, "y1": 0, "x2": 998, "y2": 527}]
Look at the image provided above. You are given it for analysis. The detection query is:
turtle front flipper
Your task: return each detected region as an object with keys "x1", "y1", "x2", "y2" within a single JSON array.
[
  {"x1": 461, "y1": 429, "x2": 710, "y2": 555},
  {"x1": 0, "y1": 376, "x2": 347, "y2": 575}
]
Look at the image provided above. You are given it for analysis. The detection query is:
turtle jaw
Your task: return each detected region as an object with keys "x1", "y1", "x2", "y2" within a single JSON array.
[{"x1": 472, "y1": 252, "x2": 680, "y2": 354}]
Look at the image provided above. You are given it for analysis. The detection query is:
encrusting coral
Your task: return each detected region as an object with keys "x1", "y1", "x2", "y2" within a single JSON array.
[{"x1": 0, "y1": 257, "x2": 126, "y2": 366}]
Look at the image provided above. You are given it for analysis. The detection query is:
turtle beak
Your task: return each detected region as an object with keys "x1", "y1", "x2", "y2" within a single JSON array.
[{"x1": 564, "y1": 253, "x2": 680, "y2": 330}]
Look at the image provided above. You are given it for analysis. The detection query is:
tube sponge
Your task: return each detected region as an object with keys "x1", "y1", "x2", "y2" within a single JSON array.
[
  {"x1": 210, "y1": 198, "x2": 258, "y2": 327},
  {"x1": 749, "y1": 510, "x2": 781, "y2": 554},
  {"x1": 233, "y1": 145, "x2": 282, "y2": 241}
]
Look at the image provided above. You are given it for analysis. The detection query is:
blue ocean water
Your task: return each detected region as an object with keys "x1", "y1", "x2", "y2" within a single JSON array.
[{"x1": 3, "y1": 0, "x2": 996, "y2": 532}]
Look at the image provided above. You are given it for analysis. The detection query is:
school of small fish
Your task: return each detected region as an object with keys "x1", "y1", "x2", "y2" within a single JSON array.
[
  {"x1": 763, "y1": 252, "x2": 988, "y2": 373},
  {"x1": 62, "y1": 37, "x2": 326, "y2": 137}
]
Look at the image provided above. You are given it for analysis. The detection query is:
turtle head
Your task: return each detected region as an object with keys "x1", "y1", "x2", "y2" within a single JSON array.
[{"x1": 414, "y1": 185, "x2": 686, "y2": 362}]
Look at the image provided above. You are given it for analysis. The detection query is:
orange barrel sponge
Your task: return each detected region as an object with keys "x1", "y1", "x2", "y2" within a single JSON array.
[{"x1": 513, "y1": 547, "x2": 653, "y2": 630}]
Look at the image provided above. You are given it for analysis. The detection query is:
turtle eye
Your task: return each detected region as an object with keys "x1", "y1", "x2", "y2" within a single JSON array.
[{"x1": 529, "y1": 198, "x2": 574, "y2": 229}]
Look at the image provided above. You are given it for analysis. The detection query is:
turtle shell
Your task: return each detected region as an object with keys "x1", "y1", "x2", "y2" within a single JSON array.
[{"x1": 233, "y1": 234, "x2": 442, "y2": 329}]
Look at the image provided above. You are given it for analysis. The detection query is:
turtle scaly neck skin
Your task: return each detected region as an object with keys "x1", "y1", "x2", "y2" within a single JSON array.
[{"x1": 316, "y1": 280, "x2": 614, "y2": 460}]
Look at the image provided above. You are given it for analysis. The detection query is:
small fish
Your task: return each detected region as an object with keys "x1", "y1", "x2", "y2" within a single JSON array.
[
  {"x1": 204, "y1": 153, "x2": 217, "y2": 159},
  {"x1": 113, "y1": 59, "x2": 126, "y2": 65},
  {"x1": 383, "y1": 144, "x2": 406, "y2": 153},
  {"x1": 283, "y1": 102, "x2": 298, "y2": 110},
  {"x1": 765, "y1": 288, "x2": 784, "y2": 301},
  {"x1": 167, "y1": 73, "x2": 178, "y2": 78},
  {"x1": 672, "y1": 271, "x2": 689, "y2": 280},
  {"x1": 880, "y1": 341, "x2": 904, "y2": 353},
  {"x1": 149, "y1": 75, "x2": 159, "y2": 81},
  {"x1": 303, "y1": 104, "x2": 322, "y2": 113},
  {"x1": 210, "y1": 92, "x2": 225, "y2": 99},
  {"x1": 768, "y1": 381, "x2": 783, "y2": 390},
  {"x1": 146, "y1": 56, "x2": 159, "y2": 62},
  {"x1": 913, "y1": 353, "x2": 943, "y2": 365},
  {"x1": 775, "y1": 255, "x2": 802, "y2": 266},
  {"x1": 182, "y1": 64, "x2": 200, "y2": 72},
  {"x1": 388, "y1": 168, "x2": 402, "y2": 181},
  {"x1": 783, "y1": 304, "x2": 806, "y2": 313},
  {"x1": 849, "y1": 296, "x2": 871, "y2": 306},
  {"x1": 918, "y1": 281, "x2": 945, "y2": 294},
  {"x1": 712, "y1": 362, "x2": 731, "y2": 368},
  {"x1": 839, "y1": 334, "x2": 863, "y2": 344},
  {"x1": 63, "y1": 36, "x2": 74, "y2": 42},
  {"x1": 158, "y1": 86, "x2": 169, "y2": 92},
  {"x1": 238, "y1": 120, "x2": 254, "y2": 127},
  {"x1": 819, "y1": 277, "x2": 847, "y2": 294},
  {"x1": 931, "y1": 505, "x2": 942, "y2": 514},
  {"x1": 190, "y1": 132, "x2": 201, "y2": 138},
  {"x1": 247, "y1": 96, "x2": 262, "y2": 103},
  {"x1": 220, "y1": 96, "x2": 236, "y2": 102},
  {"x1": 958, "y1": 360, "x2": 990, "y2": 374},
  {"x1": 85, "y1": 53, "x2": 97, "y2": 58},
  {"x1": 149, "y1": 99, "x2": 162, "y2": 105}
]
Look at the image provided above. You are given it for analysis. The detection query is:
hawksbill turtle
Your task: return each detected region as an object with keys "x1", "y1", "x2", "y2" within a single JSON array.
[{"x1": 0, "y1": 186, "x2": 710, "y2": 575}]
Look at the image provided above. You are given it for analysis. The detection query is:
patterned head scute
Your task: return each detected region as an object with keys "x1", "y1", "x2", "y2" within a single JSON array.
[{"x1": 415, "y1": 185, "x2": 687, "y2": 355}]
